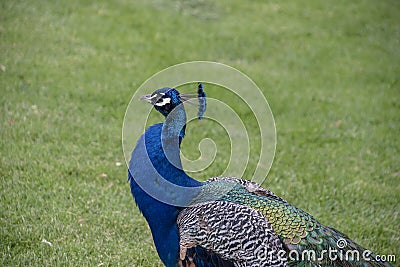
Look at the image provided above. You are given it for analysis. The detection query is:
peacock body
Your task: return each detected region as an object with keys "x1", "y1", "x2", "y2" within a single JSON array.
[{"x1": 128, "y1": 86, "x2": 393, "y2": 267}]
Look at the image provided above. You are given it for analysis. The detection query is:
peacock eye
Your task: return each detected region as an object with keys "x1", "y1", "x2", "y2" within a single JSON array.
[{"x1": 154, "y1": 97, "x2": 172, "y2": 107}]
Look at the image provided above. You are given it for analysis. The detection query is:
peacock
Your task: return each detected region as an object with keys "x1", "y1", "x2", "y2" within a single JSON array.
[{"x1": 128, "y1": 84, "x2": 393, "y2": 267}]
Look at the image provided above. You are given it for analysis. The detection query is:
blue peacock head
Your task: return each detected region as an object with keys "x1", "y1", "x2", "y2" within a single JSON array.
[
  {"x1": 140, "y1": 83, "x2": 206, "y2": 119},
  {"x1": 140, "y1": 87, "x2": 181, "y2": 117}
]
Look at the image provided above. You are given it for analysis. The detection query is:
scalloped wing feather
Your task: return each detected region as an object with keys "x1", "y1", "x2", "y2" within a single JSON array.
[{"x1": 177, "y1": 201, "x2": 288, "y2": 267}]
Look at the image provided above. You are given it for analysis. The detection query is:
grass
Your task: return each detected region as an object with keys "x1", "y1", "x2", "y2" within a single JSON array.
[{"x1": 1, "y1": 0, "x2": 399, "y2": 266}]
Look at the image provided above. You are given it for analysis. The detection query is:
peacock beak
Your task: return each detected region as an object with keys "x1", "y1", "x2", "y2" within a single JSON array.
[{"x1": 140, "y1": 94, "x2": 155, "y2": 104}]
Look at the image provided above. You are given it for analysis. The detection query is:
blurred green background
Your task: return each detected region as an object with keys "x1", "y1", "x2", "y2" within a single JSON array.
[{"x1": 1, "y1": 0, "x2": 399, "y2": 266}]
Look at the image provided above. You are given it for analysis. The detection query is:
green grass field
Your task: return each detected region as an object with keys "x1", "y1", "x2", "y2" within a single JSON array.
[{"x1": 1, "y1": 0, "x2": 399, "y2": 266}]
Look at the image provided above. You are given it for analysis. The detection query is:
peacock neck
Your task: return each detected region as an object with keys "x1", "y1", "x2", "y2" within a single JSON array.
[
  {"x1": 129, "y1": 104, "x2": 202, "y2": 266},
  {"x1": 130, "y1": 104, "x2": 202, "y2": 203},
  {"x1": 162, "y1": 103, "x2": 187, "y2": 141}
]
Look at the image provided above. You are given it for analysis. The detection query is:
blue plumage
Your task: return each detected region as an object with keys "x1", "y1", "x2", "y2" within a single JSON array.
[
  {"x1": 128, "y1": 125, "x2": 182, "y2": 266},
  {"x1": 129, "y1": 88, "x2": 205, "y2": 266}
]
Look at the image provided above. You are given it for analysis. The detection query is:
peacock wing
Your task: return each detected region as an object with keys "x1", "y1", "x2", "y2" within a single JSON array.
[
  {"x1": 204, "y1": 177, "x2": 393, "y2": 267},
  {"x1": 177, "y1": 201, "x2": 288, "y2": 267}
]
